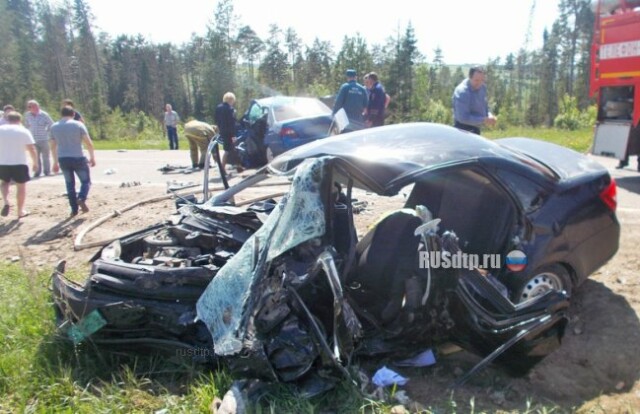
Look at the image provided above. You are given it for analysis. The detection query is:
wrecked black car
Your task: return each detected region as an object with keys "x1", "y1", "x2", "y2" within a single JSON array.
[{"x1": 52, "y1": 123, "x2": 620, "y2": 394}]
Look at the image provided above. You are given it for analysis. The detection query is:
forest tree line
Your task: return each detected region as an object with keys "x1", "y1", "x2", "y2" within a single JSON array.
[{"x1": 0, "y1": 0, "x2": 596, "y2": 140}]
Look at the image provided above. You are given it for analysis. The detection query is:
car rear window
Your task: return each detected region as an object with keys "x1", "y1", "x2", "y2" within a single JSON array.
[{"x1": 272, "y1": 99, "x2": 330, "y2": 122}]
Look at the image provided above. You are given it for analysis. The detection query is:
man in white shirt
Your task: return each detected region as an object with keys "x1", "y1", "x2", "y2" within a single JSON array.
[
  {"x1": 0, "y1": 111, "x2": 38, "y2": 219},
  {"x1": 164, "y1": 104, "x2": 180, "y2": 150}
]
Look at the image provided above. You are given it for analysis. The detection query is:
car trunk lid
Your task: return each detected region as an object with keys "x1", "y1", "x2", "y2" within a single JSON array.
[{"x1": 496, "y1": 138, "x2": 607, "y2": 180}]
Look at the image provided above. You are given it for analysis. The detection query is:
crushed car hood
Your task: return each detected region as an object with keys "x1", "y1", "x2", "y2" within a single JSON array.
[{"x1": 196, "y1": 158, "x2": 327, "y2": 355}]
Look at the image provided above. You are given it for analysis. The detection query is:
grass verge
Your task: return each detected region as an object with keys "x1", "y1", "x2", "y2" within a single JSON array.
[
  {"x1": 92, "y1": 138, "x2": 168, "y2": 151},
  {"x1": 484, "y1": 126, "x2": 593, "y2": 153},
  {"x1": 92, "y1": 126, "x2": 594, "y2": 154}
]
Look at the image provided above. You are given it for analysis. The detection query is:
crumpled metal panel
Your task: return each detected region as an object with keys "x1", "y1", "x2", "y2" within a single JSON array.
[{"x1": 196, "y1": 158, "x2": 327, "y2": 356}]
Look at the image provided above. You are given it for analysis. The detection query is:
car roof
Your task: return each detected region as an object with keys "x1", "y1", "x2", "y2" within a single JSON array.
[
  {"x1": 269, "y1": 122, "x2": 558, "y2": 192},
  {"x1": 255, "y1": 96, "x2": 322, "y2": 106}
]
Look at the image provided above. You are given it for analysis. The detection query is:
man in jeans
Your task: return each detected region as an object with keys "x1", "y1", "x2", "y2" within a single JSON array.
[
  {"x1": 23, "y1": 100, "x2": 54, "y2": 176},
  {"x1": 164, "y1": 104, "x2": 180, "y2": 150},
  {"x1": 50, "y1": 106, "x2": 96, "y2": 217}
]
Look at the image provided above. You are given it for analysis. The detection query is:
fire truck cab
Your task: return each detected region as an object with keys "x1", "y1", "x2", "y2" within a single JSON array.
[{"x1": 590, "y1": 0, "x2": 640, "y2": 169}]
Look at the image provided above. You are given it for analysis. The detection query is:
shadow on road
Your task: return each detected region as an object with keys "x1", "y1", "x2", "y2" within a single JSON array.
[
  {"x1": 616, "y1": 175, "x2": 640, "y2": 196},
  {"x1": 23, "y1": 217, "x2": 86, "y2": 246},
  {"x1": 0, "y1": 219, "x2": 23, "y2": 235}
]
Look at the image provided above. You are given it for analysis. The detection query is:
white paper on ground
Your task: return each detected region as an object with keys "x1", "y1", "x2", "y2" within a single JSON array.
[{"x1": 372, "y1": 365, "x2": 409, "y2": 387}]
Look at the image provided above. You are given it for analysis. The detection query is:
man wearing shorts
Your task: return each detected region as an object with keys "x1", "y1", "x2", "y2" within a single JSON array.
[{"x1": 0, "y1": 111, "x2": 38, "y2": 219}]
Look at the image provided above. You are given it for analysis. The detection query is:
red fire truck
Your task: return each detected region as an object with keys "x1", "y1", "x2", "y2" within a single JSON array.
[{"x1": 590, "y1": 0, "x2": 640, "y2": 170}]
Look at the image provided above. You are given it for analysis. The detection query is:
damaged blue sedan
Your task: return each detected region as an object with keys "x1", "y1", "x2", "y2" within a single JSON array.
[{"x1": 52, "y1": 123, "x2": 620, "y2": 396}]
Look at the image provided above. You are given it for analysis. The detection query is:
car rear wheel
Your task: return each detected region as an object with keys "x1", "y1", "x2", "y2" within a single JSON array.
[
  {"x1": 513, "y1": 264, "x2": 571, "y2": 303},
  {"x1": 266, "y1": 146, "x2": 275, "y2": 163}
]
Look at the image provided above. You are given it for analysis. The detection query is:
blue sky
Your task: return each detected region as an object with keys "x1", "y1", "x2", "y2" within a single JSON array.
[{"x1": 85, "y1": 0, "x2": 561, "y2": 65}]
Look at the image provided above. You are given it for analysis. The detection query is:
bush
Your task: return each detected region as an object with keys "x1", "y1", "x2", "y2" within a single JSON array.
[
  {"x1": 554, "y1": 95, "x2": 594, "y2": 130},
  {"x1": 94, "y1": 107, "x2": 164, "y2": 141},
  {"x1": 422, "y1": 99, "x2": 452, "y2": 125}
]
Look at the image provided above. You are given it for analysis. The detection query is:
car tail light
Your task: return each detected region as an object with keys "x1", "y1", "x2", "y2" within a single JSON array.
[
  {"x1": 599, "y1": 178, "x2": 617, "y2": 212},
  {"x1": 280, "y1": 127, "x2": 298, "y2": 138}
]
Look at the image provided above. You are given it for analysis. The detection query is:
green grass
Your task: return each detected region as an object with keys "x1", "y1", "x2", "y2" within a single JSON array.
[
  {"x1": 92, "y1": 138, "x2": 168, "y2": 150},
  {"x1": 484, "y1": 126, "x2": 593, "y2": 153}
]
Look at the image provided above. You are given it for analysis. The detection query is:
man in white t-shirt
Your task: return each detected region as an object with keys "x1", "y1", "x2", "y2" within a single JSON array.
[{"x1": 0, "y1": 111, "x2": 38, "y2": 218}]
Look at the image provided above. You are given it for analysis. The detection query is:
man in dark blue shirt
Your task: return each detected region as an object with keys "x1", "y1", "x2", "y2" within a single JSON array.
[
  {"x1": 452, "y1": 66, "x2": 497, "y2": 134},
  {"x1": 333, "y1": 69, "x2": 368, "y2": 132},
  {"x1": 364, "y1": 72, "x2": 386, "y2": 127}
]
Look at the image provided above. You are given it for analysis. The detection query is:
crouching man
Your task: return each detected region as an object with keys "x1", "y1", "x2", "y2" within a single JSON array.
[
  {"x1": 50, "y1": 106, "x2": 96, "y2": 217},
  {"x1": 184, "y1": 120, "x2": 217, "y2": 169}
]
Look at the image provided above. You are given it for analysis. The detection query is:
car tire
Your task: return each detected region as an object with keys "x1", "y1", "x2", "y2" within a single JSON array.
[
  {"x1": 266, "y1": 146, "x2": 275, "y2": 163},
  {"x1": 512, "y1": 264, "x2": 572, "y2": 303}
]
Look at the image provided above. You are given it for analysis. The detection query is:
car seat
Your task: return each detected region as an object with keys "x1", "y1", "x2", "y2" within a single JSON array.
[{"x1": 346, "y1": 210, "x2": 423, "y2": 324}]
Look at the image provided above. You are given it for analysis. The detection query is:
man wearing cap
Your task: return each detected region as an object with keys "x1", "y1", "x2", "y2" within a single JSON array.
[
  {"x1": 333, "y1": 69, "x2": 368, "y2": 132},
  {"x1": 452, "y1": 66, "x2": 497, "y2": 135}
]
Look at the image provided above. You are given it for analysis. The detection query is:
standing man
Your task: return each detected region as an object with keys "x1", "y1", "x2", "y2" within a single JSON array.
[
  {"x1": 452, "y1": 66, "x2": 497, "y2": 135},
  {"x1": 184, "y1": 120, "x2": 217, "y2": 169},
  {"x1": 333, "y1": 69, "x2": 368, "y2": 132},
  {"x1": 24, "y1": 100, "x2": 54, "y2": 176},
  {"x1": 0, "y1": 112, "x2": 38, "y2": 219},
  {"x1": 364, "y1": 72, "x2": 386, "y2": 128},
  {"x1": 50, "y1": 106, "x2": 96, "y2": 217},
  {"x1": 164, "y1": 104, "x2": 180, "y2": 150},
  {"x1": 62, "y1": 99, "x2": 85, "y2": 123},
  {"x1": 0, "y1": 105, "x2": 15, "y2": 126},
  {"x1": 215, "y1": 92, "x2": 242, "y2": 173}
]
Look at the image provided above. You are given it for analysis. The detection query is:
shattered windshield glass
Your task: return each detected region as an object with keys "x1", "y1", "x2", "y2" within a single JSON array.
[{"x1": 196, "y1": 157, "x2": 327, "y2": 355}]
